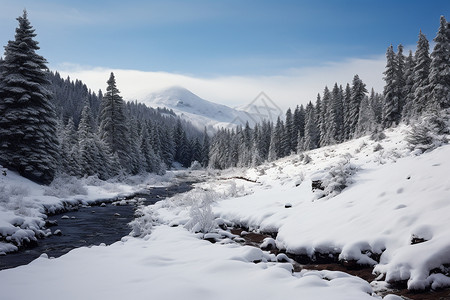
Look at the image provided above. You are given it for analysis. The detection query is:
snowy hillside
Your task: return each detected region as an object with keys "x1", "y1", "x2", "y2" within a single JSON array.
[
  {"x1": 1, "y1": 123, "x2": 449, "y2": 299},
  {"x1": 143, "y1": 87, "x2": 273, "y2": 132}
]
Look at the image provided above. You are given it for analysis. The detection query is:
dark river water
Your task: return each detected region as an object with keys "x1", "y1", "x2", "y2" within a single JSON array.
[{"x1": 0, "y1": 182, "x2": 193, "y2": 270}]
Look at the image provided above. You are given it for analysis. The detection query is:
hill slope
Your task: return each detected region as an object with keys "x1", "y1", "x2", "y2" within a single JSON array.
[{"x1": 143, "y1": 86, "x2": 274, "y2": 132}]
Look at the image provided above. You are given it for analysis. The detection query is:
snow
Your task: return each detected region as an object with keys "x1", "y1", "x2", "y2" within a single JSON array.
[
  {"x1": 144, "y1": 86, "x2": 271, "y2": 132},
  {"x1": 0, "y1": 123, "x2": 449, "y2": 299},
  {"x1": 0, "y1": 225, "x2": 377, "y2": 300},
  {"x1": 0, "y1": 170, "x2": 175, "y2": 254}
]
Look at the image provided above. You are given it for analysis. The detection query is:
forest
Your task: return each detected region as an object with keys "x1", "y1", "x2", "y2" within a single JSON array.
[{"x1": 0, "y1": 11, "x2": 449, "y2": 184}]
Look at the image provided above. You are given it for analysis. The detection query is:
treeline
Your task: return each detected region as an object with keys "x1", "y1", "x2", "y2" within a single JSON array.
[
  {"x1": 0, "y1": 11, "x2": 208, "y2": 184},
  {"x1": 51, "y1": 71, "x2": 208, "y2": 180},
  {"x1": 209, "y1": 16, "x2": 449, "y2": 169}
]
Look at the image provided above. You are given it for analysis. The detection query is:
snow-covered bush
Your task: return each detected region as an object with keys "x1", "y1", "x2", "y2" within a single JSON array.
[
  {"x1": 189, "y1": 160, "x2": 203, "y2": 170},
  {"x1": 44, "y1": 174, "x2": 87, "y2": 197},
  {"x1": 129, "y1": 207, "x2": 156, "y2": 237},
  {"x1": 315, "y1": 154, "x2": 358, "y2": 199},
  {"x1": 407, "y1": 110, "x2": 449, "y2": 154},
  {"x1": 373, "y1": 143, "x2": 383, "y2": 152},
  {"x1": 184, "y1": 191, "x2": 217, "y2": 234},
  {"x1": 370, "y1": 127, "x2": 386, "y2": 141}
]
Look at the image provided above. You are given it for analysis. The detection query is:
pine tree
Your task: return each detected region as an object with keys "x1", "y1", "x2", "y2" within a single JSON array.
[
  {"x1": 77, "y1": 105, "x2": 98, "y2": 177},
  {"x1": 284, "y1": 108, "x2": 294, "y2": 154},
  {"x1": 0, "y1": 10, "x2": 59, "y2": 184},
  {"x1": 98, "y1": 72, "x2": 130, "y2": 170},
  {"x1": 397, "y1": 44, "x2": 406, "y2": 111},
  {"x1": 201, "y1": 128, "x2": 210, "y2": 167},
  {"x1": 349, "y1": 75, "x2": 367, "y2": 137},
  {"x1": 382, "y1": 45, "x2": 402, "y2": 128},
  {"x1": 429, "y1": 16, "x2": 450, "y2": 109},
  {"x1": 343, "y1": 83, "x2": 352, "y2": 140},
  {"x1": 328, "y1": 83, "x2": 344, "y2": 143},
  {"x1": 319, "y1": 87, "x2": 331, "y2": 147},
  {"x1": 412, "y1": 31, "x2": 431, "y2": 116},
  {"x1": 303, "y1": 102, "x2": 319, "y2": 150},
  {"x1": 402, "y1": 51, "x2": 416, "y2": 121},
  {"x1": 356, "y1": 95, "x2": 376, "y2": 136}
]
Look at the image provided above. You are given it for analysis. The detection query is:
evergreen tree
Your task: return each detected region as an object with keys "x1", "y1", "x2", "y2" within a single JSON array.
[
  {"x1": 319, "y1": 87, "x2": 330, "y2": 147},
  {"x1": 58, "y1": 117, "x2": 79, "y2": 176},
  {"x1": 412, "y1": 31, "x2": 431, "y2": 116},
  {"x1": 356, "y1": 95, "x2": 376, "y2": 136},
  {"x1": 429, "y1": 16, "x2": 450, "y2": 109},
  {"x1": 402, "y1": 51, "x2": 416, "y2": 121},
  {"x1": 201, "y1": 128, "x2": 210, "y2": 167},
  {"x1": 303, "y1": 102, "x2": 319, "y2": 150},
  {"x1": 349, "y1": 75, "x2": 367, "y2": 137},
  {"x1": 98, "y1": 72, "x2": 130, "y2": 170},
  {"x1": 0, "y1": 10, "x2": 59, "y2": 184},
  {"x1": 343, "y1": 84, "x2": 352, "y2": 140},
  {"x1": 382, "y1": 45, "x2": 402, "y2": 128},
  {"x1": 328, "y1": 83, "x2": 344, "y2": 143},
  {"x1": 397, "y1": 44, "x2": 406, "y2": 111},
  {"x1": 284, "y1": 108, "x2": 294, "y2": 154},
  {"x1": 77, "y1": 105, "x2": 99, "y2": 177}
]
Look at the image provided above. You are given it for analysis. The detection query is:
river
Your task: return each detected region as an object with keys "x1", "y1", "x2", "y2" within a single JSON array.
[{"x1": 0, "y1": 181, "x2": 194, "y2": 270}]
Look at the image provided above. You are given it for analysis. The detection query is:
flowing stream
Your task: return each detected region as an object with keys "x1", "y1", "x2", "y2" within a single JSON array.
[{"x1": 0, "y1": 181, "x2": 194, "y2": 270}]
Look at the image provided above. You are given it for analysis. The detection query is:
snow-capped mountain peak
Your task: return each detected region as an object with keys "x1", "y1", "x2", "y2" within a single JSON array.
[{"x1": 143, "y1": 86, "x2": 276, "y2": 132}]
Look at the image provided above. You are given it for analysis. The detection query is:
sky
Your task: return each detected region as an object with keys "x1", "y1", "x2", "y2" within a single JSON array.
[{"x1": 0, "y1": 0, "x2": 449, "y2": 109}]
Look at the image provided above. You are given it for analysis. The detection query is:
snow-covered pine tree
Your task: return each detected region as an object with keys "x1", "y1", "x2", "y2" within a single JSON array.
[
  {"x1": 397, "y1": 44, "x2": 406, "y2": 111},
  {"x1": 328, "y1": 83, "x2": 344, "y2": 143},
  {"x1": 284, "y1": 108, "x2": 295, "y2": 154},
  {"x1": 59, "y1": 117, "x2": 79, "y2": 176},
  {"x1": 349, "y1": 75, "x2": 367, "y2": 137},
  {"x1": 0, "y1": 10, "x2": 59, "y2": 184},
  {"x1": 382, "y1": 45, "x2": 402, "y2": 128},
  {"x1": 303, "y1": 101, "x2": 319, "y2": 150},
  {"x1": 343, "y1": 83, "x2": 352, "y2": 140},
  {"x1": 412, "y1": 31, "x2": 431, "y2": 116},
  {"x1": 201, "y1": 127, "x2": 210, "y2": 167},
  {"x1": 319, "y1": 87, "x2": 331, "y2": 147},
  {"x1": 356, "y1": 95, "x2": 376, "y2": 136},
  {"x1": 98, "y1": 72, "x2": 130, "y2": 171},
  {"x1": 77, "y1": 105, "x2": 99, "y2": 177},
  {"x1": 267, "y1": 124, "x2": 279, "y2": 162},
  {"x1": 402, "y1": 51, "x2": 416, "y2": 122},
  {"x1": 293, "y1": 104, "x2": 305, "y2": 141},
  {"x1": 429, "y1": 15, "x2": 450, "y2": 110}
]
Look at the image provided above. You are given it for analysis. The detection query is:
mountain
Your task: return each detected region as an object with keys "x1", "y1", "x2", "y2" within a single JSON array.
[{"x1": 143, "y1": 87, "x2": 280, "y2": 132}]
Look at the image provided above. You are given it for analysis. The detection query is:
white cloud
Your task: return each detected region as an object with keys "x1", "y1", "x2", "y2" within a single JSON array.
[{"x1": 54, "y1": 55, "x2": 386, "y2": 111}]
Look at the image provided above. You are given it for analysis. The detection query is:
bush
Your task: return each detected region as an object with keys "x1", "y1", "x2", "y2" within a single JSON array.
[
  {"x1": 315, "y1": 154, "x2": 358, "y2": 200},
  {"x1": 407, "y1": 111, "x2": 449, "y2": 154},
  {"x1": 44, "y1": 174, "x2": 88, "y2": 197}
]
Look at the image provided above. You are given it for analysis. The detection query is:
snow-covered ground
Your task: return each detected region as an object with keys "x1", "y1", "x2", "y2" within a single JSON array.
[
  {"x1": 0, "y1": 171, "x2": 175, "y2": 254},
  {"x1": 1, "y1": 124, "x2": 449, "y2": 299}
]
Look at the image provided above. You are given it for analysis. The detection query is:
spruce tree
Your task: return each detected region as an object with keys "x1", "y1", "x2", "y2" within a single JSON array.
[
  {"x1": 402, "y1": 51, "x2": 416, "y2": 121},
  {"x1": 0, "y1": 10, "x2": 58, "y2": 184},
  {"x1": 343, "y1": 84, "x2": 352, "y2": 140},
  {"x1": 429, "y1": 16, "x2": 450, "y2": 109},
  {"x1": 382, "y1": 45, "x2": 401, "y2": 128},
  {"x1": 412, "y1": 31, "x2": 431, "y2": 116},
  {"x1": 319, "y1": 87, "x2": 331, "y2": 147},
  {"x1": 349, "y1": 75, "x2": 367, "y2": 137},
  {"x1": 201, "y1": 128, "x2": 210, "y2": 167},
  {"x1": 98, "y1": 72, "x2": 130, "y2": 170},
  {"x1": 303, "y1": 102, "x2": 319, "y2": 150}
]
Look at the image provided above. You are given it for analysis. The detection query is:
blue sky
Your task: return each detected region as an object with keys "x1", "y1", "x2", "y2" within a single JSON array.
[{"x1": 0, "y1": 0, "x2": 449, "y2": 107}]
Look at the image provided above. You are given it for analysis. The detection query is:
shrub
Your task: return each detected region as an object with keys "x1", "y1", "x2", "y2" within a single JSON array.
[{"x1": 407, "y1": 111, "x2": 449, "y2": 154}]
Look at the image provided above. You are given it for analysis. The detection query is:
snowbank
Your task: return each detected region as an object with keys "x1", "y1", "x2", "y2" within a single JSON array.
[
  {"x1": 209, "y1": 125, "x2": 450, "y2": 290},
  {"x1": 0, "y1": 225, "x2": 377, "y2": 300},
  {"x1": 0, "y1": 171, "x2": 174, "y2": 254}
]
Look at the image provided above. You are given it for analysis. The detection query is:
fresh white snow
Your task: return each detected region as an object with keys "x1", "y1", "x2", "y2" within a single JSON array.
[{"x1": 0, "y1": 123, "x2": 448, "y2": 299}]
